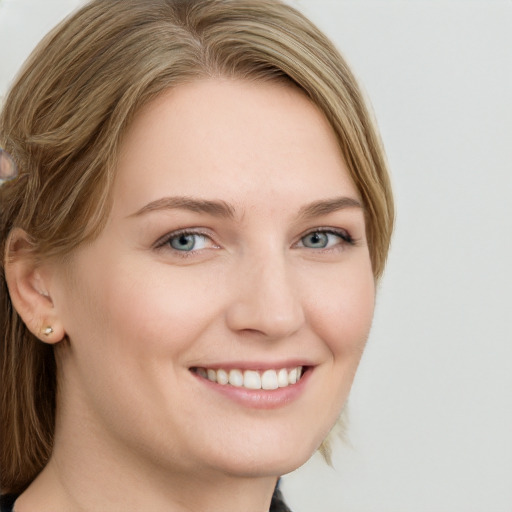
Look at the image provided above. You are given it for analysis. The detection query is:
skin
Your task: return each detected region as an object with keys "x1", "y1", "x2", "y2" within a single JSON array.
[{"x1": 13, "y1": 79, "x2": 375, "y2": 512}]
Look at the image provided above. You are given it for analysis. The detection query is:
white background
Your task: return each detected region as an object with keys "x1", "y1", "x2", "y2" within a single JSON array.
[{"x1": 1, "y1": 1, "x2": 511, "y2": 511}]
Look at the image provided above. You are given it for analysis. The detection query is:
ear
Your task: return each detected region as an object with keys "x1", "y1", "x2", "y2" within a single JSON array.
[{"x1": 4, "y1": 228, "x2": 66, "y2": 344}]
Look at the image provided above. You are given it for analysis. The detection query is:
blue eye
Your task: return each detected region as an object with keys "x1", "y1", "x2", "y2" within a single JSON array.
[
  {"x1": 301, "y1": 232, "x2": 329, "y2": 248},
  {"x1": 299, "y1": 230, "x2": 352, "y2": 249},
  {"x1": 168, "y1": 233, "x2": 208, "y2": 251}
]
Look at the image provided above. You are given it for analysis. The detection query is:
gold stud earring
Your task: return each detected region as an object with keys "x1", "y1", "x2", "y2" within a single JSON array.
[{"x1": 42, "y1": 326, "x2": 54, "y2": 336}]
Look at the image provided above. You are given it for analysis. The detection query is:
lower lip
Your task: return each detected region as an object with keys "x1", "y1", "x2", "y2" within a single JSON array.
[{"x1": 191, "y1": 368, "x2": 312, "y2": 410}]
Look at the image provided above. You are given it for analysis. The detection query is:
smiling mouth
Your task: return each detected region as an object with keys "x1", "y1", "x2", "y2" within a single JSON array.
[{"x1": 190, "y1": 366, "x2": 306, "y2": 390}]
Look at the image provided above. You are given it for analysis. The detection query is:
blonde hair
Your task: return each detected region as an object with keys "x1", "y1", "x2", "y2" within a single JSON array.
[{"x1": 0, "y1": 0, "x2": 393, "y2": 494}]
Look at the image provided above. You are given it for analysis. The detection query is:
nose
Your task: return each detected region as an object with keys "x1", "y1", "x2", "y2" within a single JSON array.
[{"x1": 225, "y1": 250, "x2": 305, "y2": 340}]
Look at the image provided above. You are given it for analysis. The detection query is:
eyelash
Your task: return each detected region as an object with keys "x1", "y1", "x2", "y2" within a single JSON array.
[{"x1": 154, "y1": 227, "x2": 356, "y2": 257}]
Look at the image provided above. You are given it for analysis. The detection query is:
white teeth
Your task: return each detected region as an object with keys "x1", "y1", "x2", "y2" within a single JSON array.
[
  {"x1": 228, "y1": 369, "x2": 244, "y2": 387},
  {"x1": 243, "y1": 370, "x2": 261, "y2": 390},
  {"x1": 277, "y1": 368, "x2": 289, "y2": 388},
  {"x1": 217, "y1": 369, "x2": 229, "y2": 385},
  {"x1": 197, "y1": 366, "x2": 305, "y2": 390},
  {"x1": 261, "y1": 369, "x2": 279, "y2": 390}
]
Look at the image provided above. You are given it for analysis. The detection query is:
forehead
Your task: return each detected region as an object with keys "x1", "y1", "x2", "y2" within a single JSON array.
[{"x1": 113, "y1": 78, "x2": 358, "y2": 216}]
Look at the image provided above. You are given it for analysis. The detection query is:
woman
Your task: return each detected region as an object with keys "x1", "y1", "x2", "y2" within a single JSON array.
[{"x1": 0, "y1": 1, "x2": 393, "y2": 510}]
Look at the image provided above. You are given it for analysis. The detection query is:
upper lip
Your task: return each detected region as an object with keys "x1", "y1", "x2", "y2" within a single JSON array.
[{"x1": 189, "y1": 360, "x2": 314, "y2": 371}]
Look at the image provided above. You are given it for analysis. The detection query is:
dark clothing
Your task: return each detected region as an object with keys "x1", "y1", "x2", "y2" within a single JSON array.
[
  {"x1": 270, "y1": 485, "x2": 293, "y2": 512},
  {"x1": 0, "y1": 494, "x2": 16, "y2": 512},
  {"x1": 0, "y1": 485, "x2": 292, "y2": 511}
]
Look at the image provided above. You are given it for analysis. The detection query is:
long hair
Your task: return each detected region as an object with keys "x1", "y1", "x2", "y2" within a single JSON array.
[{"x1": 0, "y1": 0, "x2": 394, "y2": 494}]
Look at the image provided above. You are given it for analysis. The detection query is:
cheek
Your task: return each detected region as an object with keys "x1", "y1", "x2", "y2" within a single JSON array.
[
  {"x1": 80, "y1": 261, "x2": 224, "y2": 372},
  {"x1": 112, "y1": 266, "x2": 219, "y2": 348},
  {"x1": 303, "y1": 258, "x2": 375, "y2": 433},
  {"x1": 305, "y1": 258, "x2": 375, "y2": 358}
]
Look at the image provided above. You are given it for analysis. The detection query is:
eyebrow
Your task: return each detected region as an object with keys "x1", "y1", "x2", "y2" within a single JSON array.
[
  {"x1": 130, "y1": 196, "x2": 236, "y2": 219},
  {"x1": 130, "y1": 195, "x2": 362, "y2": 220},
  {"x1": 297, "y1": 196, "x2": 363, "y2": 220}
]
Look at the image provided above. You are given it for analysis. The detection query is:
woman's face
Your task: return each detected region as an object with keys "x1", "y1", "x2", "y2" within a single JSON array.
[{"x1": 52, "y1": 79, "x2": 375, "y2": 478}]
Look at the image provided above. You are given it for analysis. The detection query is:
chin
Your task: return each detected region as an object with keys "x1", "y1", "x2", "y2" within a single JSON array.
[
  {"x1": 219, "y1": 452, "x2": 312, "y2": 479},
  {"x1": 202, "y1": 429, "x2": 326, "y2": 478}
]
